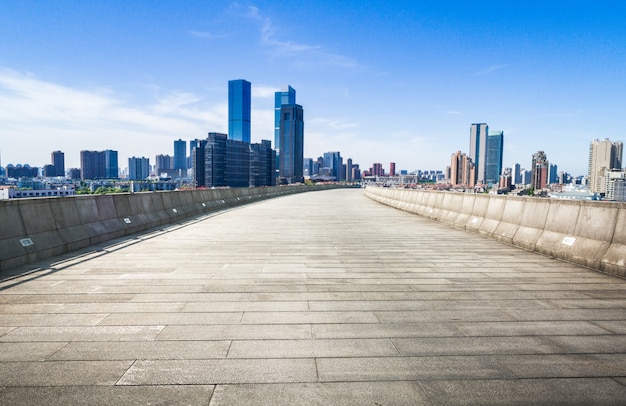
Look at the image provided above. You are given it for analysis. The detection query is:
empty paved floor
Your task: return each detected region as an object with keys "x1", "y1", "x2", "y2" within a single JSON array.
[{"x1": 1, "y1": 188, "x2": 626, "y2": 405}]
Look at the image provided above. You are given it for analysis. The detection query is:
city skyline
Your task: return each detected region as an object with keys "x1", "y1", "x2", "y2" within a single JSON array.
[{"x1": 2, "y1": 2, "x2": 626, "y2": 175}]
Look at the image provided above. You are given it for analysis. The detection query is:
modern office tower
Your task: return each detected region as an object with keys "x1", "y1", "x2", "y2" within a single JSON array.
[
  {"x1": 174, "y1": 139, "x2": 186, "y2": 171},
  {"x1": 485, "y1": 130, "x2": 504, "y2": 186},
  {"x1": 303, "y1": 158, "x2": 313, "y2": 177},
  {"x1": 51, "y1": 151, "x2": 65, "y2": 177},
  {"x1": 278, "y1": 104, "x2": 304, "y2": 183},
  {"x1": 228, "y1": 79, "x2": 251, "y2": 143},
  {"x1": 226, "y1": 139, "x2": 251, "y2": 188},
  {"x1": 531, "y1": 151, "x2": 549, "y2": 190},
  {"x1": 390, "y1": 162, "x2": 396, "y2": 177},
  {"x1": 155, "y1": 154, "x2": 173, "y2": 175},
  {"x1": 469, "y1": 123, "x2": 488, "y2": 184},
  {"x1": 323, "y1": 152, "x2": 344, "y2": 181},
  {"x1": 588, "y1": 138, "x2": 623, "y2": 194},
  {"x1": 514, "y1": 163, "x2": 522, "y2": 185},
  {"x1": 346, "y1": 158, "x2": 353, "y2": 181},
  {"x1": 250, "y1": 140, "x2": 276, "y2": 187},
  {"x1": 470, "y1": 124, "x2": 504, "y2": 186},
  {"x1": 274, "y1": 85, "x2": 296, "y2": 151},
  {"x1": 450, "y1": 151, "x2": 476, "y2": 187},
  {"x1": 548, "y1": 163, "x2": 559, "y2": 185},
  {"x1": 128, "y1": 157, "x2": 150, "y2": 180}
]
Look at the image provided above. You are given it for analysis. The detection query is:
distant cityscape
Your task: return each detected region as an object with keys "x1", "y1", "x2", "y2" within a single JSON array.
[{"x1": 0, "y1": 80, "x2": 624, "y2": 201}]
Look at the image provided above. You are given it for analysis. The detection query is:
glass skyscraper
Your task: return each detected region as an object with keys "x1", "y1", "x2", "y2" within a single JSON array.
[
  {"x1": 174, "y1": 139, "x2": 186, "y2": 171},
  {"x1": 485, "y1": 130, "x2": 504, "y2": 186},
  {"x1": 274, "y1": 85, "x2": 296, "y2": 151},
  {"x1": 278, "y1": 104, "x2": 304, "y2": 183},
  {"x1": 228, "y1": 79, "x2": 251, "y2": 143},
  {"x1": 470, "y1": 123, "x2": 503, "y2": 186}
]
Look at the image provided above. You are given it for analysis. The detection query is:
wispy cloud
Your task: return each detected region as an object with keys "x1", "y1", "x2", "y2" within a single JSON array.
[
  {"x1": 475, "y1": 64, "x2": 508, "y2": 75},
  {"x1": 187, "y1": 30, "x2": 230, "y2": 40},
  {"x1": 229, "y1": 3, "x2": 357, "y2": 68},
  {"x1": 0, "y1": 68, "x2": 230, "y2": 166}
]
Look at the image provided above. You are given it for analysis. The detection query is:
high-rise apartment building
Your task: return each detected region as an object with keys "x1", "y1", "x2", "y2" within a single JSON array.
[
  {"x1": 228, "y1": 79, "x2": 251, "y2": 143},
  {"x1": 51, "y1": 151, "x2": 65, "y2": 177},
  {"x1": 531, "y1": 151, "x2": 549, "y2": 190},
  {"x1": 450, "y1": 151, "x2": 475, "y2": 187},
  {"x1": 278, "y1": 104, "x2": 304, "y2": 183},
  {"x1": 80, "y1": 150, "x2": 118, "y2": 180},
  {"x1": 274, "y1": 85, "x2": 296, "y2": 152},
  {"x1": 389, "y1": 162, "x2": 396, "y2": 177},
  {"x1": 469, "y1": 124, "x2": 503, "y2": 186},
  {"x1": 128, "y1": 157, "x2": 150, "y2": 180},
  {"x1": 346, "y1": 158, "x2": 353, "y2": 181},
  {"x1": 513, "y1": 163, "x2": 522, "y2": 185},
  {"x1": 588, "y1": 138, "x2": 623, "y2": 194},
  {"x1": 174, "y1": 139, "x2": 186, "y2": 171},
  {"x1": 371, "y1": 163, "x2": 384, "y2": 177},
  {"x1": 155, "y1": 154, "x2": 173, "y2": 175}
]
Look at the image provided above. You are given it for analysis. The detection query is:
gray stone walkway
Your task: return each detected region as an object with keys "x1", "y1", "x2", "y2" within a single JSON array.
[{"x1": 1, "y1": 188, "x2": 626, "y2": 405}]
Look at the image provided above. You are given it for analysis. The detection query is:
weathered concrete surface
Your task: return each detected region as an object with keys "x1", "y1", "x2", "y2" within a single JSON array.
[{"x1": 1, "y1": 189, "x2": 626, "y2": 405}]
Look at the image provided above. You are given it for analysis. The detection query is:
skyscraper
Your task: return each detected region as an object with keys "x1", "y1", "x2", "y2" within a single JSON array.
[
  {"x1": 51, "y1": 151, "x2": 65, "y2": 177},
  {"x1": 469, "y1": 123, "x2": 488, "y2": 184},
  {"x1": 588, "y1": 138, "x2": 623, "y2": 194},
  {"x1": 278, "y1": 104, "x2": 304, "y2": 183},
  {"x1": 450, "y1": 151, "x2": 475, "y2": 187},
  {"x1": 228, "y1": 79, "x2": 251, "y2": 143},
  {"x1": 174, "y1": 139, "x2": 186, "y2": 171},
  {"x1": 485, "y1": 130, "x2": 504, "y2": 186},
  {"x1": 323, "y1": 152, "x2": 343, "y2": 181},
  {"x1": 104, "y1": 150, "x2": 118, "y2": 179},
  {"x1": 274, "y1": 85, "x2": 296, "y2": 152},
  {"x1": 531, "y1": 151, "x2": 549, "y2": 190}
]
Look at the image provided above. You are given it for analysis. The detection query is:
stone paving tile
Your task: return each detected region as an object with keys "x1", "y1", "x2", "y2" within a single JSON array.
[
  {"x1": 128, "y1": 293, "x2": 252, "y2": 302},
  {"x1": 392, "y1": 336, "x2": 563, "y2": 356},
  {"x1": 419, "y1": 378, "x2": 626, "y2": 405},
  {"x1": 240, "y1": 311, "x2": 379, "y2": 324},
  {"x1": 118, "y1": 358, "x2": 317, "y2": 385},
  {"x1": 312, "y1": 322, "x2": 463, "y2": 339},
  {"x1": 546, "y1": 335, "x2": 626, "y2": 353},
  {"x1": 317, "y1": 356, "x2": 511, "y2": 381},
  {"x1": 227, "y1": 338, "x2": 399, "y2": 358},
  {"x1": 99, "y1": 312, "x2": 243, "y2": 326},
  {"x1": 208, "y1": 382, "x2": 430, "y2": 406},
  {"x1": 54, "y1": 302, "x2": 187, "y2": 313},
  {"x1": 0, "y1": 325, "x2": 164, "y2": 342},
  {"x1": 591, "y1": 320, "x2": 626, "y2": 334},
  {"x1": 183, "y1": 301, "x2": 309, "y2": 312},
  {"x1": 0, "y1": 313, "x2": 108, "y2": 326},
  {"x1": 454, "y1": 320, "x2": 612, "y2": 336},
  {"x1": 494, "y1": 354, "x2": 626, "y2": 378},
  {"x1": 375, "y1": 309, "x2": 515, "y2": 323},
  {"x1": 0, "y1": 294, "x2": 136, "y2": 304},
  {"x1": 503, "y1": 308, "x2": 626, "y2": 321},
  {"x1": 157, "y1": 324, "x2": 312, "y2": 340},
  {"x1": 0, "y1": 385, "x2": 215, "y2": 406},
  {"x1": 0, "y1": 342, "x2": 68, "y2": 361},
  {"x1": 0, "y1": 360, "x2": 133, "y2": 386},
  {"x1": 48, "y1": 340, "x2": 231, "y2": 361}
]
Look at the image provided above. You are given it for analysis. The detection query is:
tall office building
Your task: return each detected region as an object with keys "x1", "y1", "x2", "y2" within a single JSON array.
[
  {"x1": 469, "y1": 124, "x2": 504, "y2": 186},
  {"x1": 174, "y1": 139, "x2": 186, "y2": 171},
  {"x1": 469, "y1": 123, "x2": 488, "y2": 184},
  {"x1": 390, "y1": 162, "x2": 396, "y2": 177},
  {"x1": 250, "y1": 140, "x2": 276, "y2": 187},
  {"x1": 278, "y1": 104, "x2": 304, "y2": 183},
  {"x1": 323, "y1": 152, "x2": 344, "y2": 181},
  {"x1": 588, "y1": 138, "x2": 623, "y2": 194},
  {"x1": 104, "y1": 150, "x2": 118, "y2": 179},
  {"x1": 531, "y1": 151, "x2": 549, "y2": 190},
  {"x1": 274, "y1": 85, "x2": 296, "y2": 152},
  {"x1": 51, "y1": 151, "x2": 65, "y2": 177},
  {"x1": 346, "y1": 158, "x2": 353, "y2": 181},
  {"x1": 128, "y1": 157, "x2": 150, "y2": 180},
  {"x1": 228, "y1": 79, "x2": 251, "y2": 143},
  {"x1": 514, "y1": 163, "x2": 522, "y2": 185},
  {"x1": 485, "y1": 130, "x2": 504, "y2": 185}
]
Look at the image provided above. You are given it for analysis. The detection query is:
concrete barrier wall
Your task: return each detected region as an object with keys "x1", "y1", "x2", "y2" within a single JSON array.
[
  {"x1": 365, "y1": 186, "x2": 626, "y2": 278},
  {"x1": 0, "y1": 185, "x2": 344, "y2": 271}
]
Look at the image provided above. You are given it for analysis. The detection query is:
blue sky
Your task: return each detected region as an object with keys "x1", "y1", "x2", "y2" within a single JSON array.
[{"x1": 1, "y1": 1, "x2": 625, "y2": 176}]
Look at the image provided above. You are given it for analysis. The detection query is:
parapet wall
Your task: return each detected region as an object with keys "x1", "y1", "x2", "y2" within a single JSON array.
[
  {"x1": 365, "y1": 186, "x2": 626, "y2": 278},
  {"x1": 0, "y1": 185, "x2": 341, "y2": 272}
]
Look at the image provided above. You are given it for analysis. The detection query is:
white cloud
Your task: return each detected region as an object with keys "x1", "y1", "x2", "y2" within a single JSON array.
[
  {"x1": 0, "y1": 68, "x2": 229, "y2": 168},
  {"x1": 475, "y1": 64, "x2": 508, "y2": 75}
]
